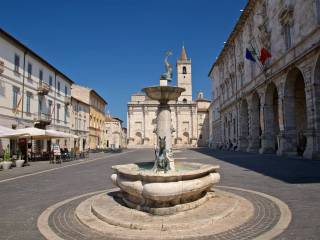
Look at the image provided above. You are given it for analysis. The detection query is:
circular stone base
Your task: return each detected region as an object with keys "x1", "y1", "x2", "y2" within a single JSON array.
[
  {"x1": 121, "y1": 191, "x2": 214, "y2": 215},
  {"x1": 38, "y1": 186, "x2": 292, "y2": 240},
  {"x1": 79, "y1": 190, "x2": 252, "y2": 232}
]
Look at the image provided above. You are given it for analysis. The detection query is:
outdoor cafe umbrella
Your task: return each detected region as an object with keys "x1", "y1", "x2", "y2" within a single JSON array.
[
  {"x1": 13, "y1": 128, "x2": 76, "y2": 162},
  {"x1": 0, "y1": 127, "x2": 79, "y2": 162},
  {"x1": 45, "y1": 129, "x2": 79, "y2": 139},
  {"x1": 0, "y1": 125, "x2": 28, "y2": 138}
]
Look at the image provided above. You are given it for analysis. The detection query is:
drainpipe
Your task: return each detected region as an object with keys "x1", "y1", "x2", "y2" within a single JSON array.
[
  {"x1": 54, "y1": 71, "x2": 57, "y2": 127},
  {"x1": 21, "y1": 51, "x2": 27, "y2": 120}
]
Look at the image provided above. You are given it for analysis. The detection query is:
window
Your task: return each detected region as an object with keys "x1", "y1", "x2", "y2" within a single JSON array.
[
  {"x1": 64, "y1": 86, "x2": 68, "y2": 95},
  {"x1": 48, "y1": 100, "x2": 52, "y2": 115},
  {"x1": 183, "y1": 98, "x2": 187, "y2": 103},
  {"x1": 27, "y1": 63, "x2": 32, "y2": 78},
  {"x1": 75, "y1": 117, "x2": 78, "y2": 129},
  {"x1": 64, "y1": 105, "x2": 67, "y2": 123},
  {"x1": 57, "y1": 103, "x2": 60, "y2": 121},
  {"x1": 12, "y1": 87, "x2": 19, "y2": 109},
  {"x1": 49, "y1": 75, "x2": 53, "y2": 87},
  {"x1": 39, "y1": 70, "x2": 43, "y2": 81},
  {"x1": 14, "y1": 54, "x2": 20, "y2": 73},
  {"x1": 182, "y1": 66, "x2": 187, "y2": 74},
  {"x1": 38, "y1": 98, "x2": 42, "y2": 113},
  {"x1": 240, "y1": 72, "x2": 244, "y2": 87},
  {"x1": 57, "y1": 82, "x2": 61, "y2": 92},
  {"x1": 26, "y1": 92, "x2": 31, "y2": 113},
  {"x1": 284, "y1": 24, "x2": 292, "y2": 50}
]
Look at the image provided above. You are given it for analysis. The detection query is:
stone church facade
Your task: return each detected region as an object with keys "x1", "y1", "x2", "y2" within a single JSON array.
[
  {"x1": 209, "y1": 0, "x2": 320, "y2": 159},
  {"x1": 127, "y1": 47, "x2": 210, "y2": 148}
]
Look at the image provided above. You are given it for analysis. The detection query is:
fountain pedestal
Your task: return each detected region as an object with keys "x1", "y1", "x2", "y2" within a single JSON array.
[{"x1": 111, "y1": 51, "x2": 220, "y2": 215}]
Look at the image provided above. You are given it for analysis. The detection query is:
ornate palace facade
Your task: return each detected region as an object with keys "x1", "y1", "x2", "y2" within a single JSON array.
[
  {"x1": 127, "y1": 47, "x2": 210, "y2": 148},
  {"x1": 209, "y1": 0, "x2": 320, "y2": 159}
]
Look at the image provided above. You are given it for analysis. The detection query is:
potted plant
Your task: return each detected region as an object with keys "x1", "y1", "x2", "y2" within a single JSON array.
[
  {"x1": 15, "y1": 149, "x2": 25, "y2": 168},
  {"x1": 2, "y1": 145, "x2": 12, "y2": 170}
]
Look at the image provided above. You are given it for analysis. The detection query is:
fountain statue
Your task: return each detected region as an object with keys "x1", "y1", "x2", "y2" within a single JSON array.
[
  {"x1": 111, "y1": 50, "x2": 220, "y2": 215},
  {"x1": 160, "y1": 49, "x2": 173, "y2": 81}
]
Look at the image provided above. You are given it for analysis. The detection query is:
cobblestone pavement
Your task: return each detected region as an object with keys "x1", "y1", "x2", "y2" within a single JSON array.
[
  {"x1": 47, "y1": 187, "x2": 281, "y2": 240},
  {"x1": 0, "y1": 148, "x2": 319, "y2": 239},
  {"x1": 187, "y1": 148, "x2": 320, "y2": 240}
]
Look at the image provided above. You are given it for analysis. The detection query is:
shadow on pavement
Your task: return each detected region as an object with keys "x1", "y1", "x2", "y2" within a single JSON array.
[{"x1": 191, "y1": 148, "x2": 320, "y2": 184}]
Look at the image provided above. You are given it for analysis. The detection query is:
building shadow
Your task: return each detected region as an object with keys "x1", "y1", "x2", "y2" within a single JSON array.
[{"x1": 191, "y1": 148, "x2": 320, "y2": 184}]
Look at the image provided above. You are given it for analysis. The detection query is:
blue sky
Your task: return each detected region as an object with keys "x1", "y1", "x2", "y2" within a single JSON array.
[{"x1": 0, "y1": 0, "x2": 247, "y2": 124}]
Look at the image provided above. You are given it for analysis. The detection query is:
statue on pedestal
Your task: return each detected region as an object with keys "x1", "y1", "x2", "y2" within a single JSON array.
[{"x1": 161, "y1": 50, "x2": 173, "y2": 81}]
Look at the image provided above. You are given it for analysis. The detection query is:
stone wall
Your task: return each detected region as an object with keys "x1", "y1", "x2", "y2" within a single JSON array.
[{"x1": 209, "y1": 0, "x2": 320, "y2": 159}]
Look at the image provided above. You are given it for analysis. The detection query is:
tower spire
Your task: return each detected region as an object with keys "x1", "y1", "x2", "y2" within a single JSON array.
[{"x1": 180, "y1": 44, "x2": 188, "y2": 61}]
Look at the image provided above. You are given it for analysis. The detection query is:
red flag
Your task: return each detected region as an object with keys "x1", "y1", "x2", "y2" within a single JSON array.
[{"x1": 259, "y1": 48, "x2": 272, "y2": 65}]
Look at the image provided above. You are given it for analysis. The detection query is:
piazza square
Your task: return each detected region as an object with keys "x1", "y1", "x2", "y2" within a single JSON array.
[{"x1": 0, "y1": 0, "x2": 320, "y2": 240}]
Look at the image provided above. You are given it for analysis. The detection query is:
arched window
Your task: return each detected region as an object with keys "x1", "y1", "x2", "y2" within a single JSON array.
[
  {"x1": 182, "y1": 66, "x2": 187, "y2": 74},
  {"x1": 183, "y1": 98, "x2": 187, "y2": 103}
]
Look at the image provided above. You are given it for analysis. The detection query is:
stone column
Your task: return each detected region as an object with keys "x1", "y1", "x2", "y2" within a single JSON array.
[
  {"x1": 260, "y1": 104, "x2": 276, "y2": 153},
  {"x1": 157, "y1": 103, "x2": 172, "y2": 152},
  {"x1": 302, "y1": 65, "x2": 318, "y2": 159},
  {"x1": 276, "y1": 81, "x2": 298, "y2": 156},
  {"x1": 238, "y1": 103, "x2": 248, "y2": 152},
  {"x1": 142, "y1": 106, "x2": 146, "y2": 145},
  {"x1": 258, "y1": 92, "x2": 268, "y2": 153},
  {"x1": 247, "y1": 96, "x2": 260, "y2": 152},
  {"x1": 277, "y1": 95, "x2": 297, "y2": 156}
]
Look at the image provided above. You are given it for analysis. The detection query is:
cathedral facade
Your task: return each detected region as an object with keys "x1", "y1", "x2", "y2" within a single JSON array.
[{"x1": 127, "y1": 47, "x2": 210, "y2": 148}]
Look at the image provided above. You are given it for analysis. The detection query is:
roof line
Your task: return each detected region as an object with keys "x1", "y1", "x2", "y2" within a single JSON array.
[
  {"x1": 90, "y1": 89, "x2": 108, "y2": 105},
  {"x1": 208, "y1": 0, "x2": 255, "y2": 77},
  {"x1": 0, "y1": 28, "x2": 74, "y2": 84}
]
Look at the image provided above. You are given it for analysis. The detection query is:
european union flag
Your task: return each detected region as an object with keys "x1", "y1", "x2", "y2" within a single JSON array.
[{"x1": 245, "y1": 48, "x2": 256, "y2": 62}]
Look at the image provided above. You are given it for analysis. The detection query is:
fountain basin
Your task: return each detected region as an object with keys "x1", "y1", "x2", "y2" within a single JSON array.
[
  {"x1": 142, "y1": 86, "x2": 185, "y2": 103},
  {"x1": 111, "y1": 162, "x2": 220, "y2": 215}
]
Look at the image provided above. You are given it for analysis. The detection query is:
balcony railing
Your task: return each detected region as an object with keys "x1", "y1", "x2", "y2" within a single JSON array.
[
  {"x1": 37, "y1": 81, "x2": 50, "y2": 95},
  {"x1": 33, "y1": 112, "x2": 52, "y2": 125}
]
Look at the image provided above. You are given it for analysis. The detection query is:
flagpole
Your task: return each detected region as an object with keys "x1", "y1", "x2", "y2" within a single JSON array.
[{"x1": 249, "y1": 41, "x2": 264, "y2": 72}]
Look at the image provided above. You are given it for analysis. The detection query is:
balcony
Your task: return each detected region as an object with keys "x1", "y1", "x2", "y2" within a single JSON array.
[
  {"x1": 34, "y1": 112, "x2": 52, "y2": 125},
  {"x1": 37, "y1": 81, "x2": 50, "y2": 95},
  {"x1": 65, "y1": 96, "x2": 71, "y2": 105}
]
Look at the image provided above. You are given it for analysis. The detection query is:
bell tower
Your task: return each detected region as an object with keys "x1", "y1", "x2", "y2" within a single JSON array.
[{"x1": 177, "y1": 45, "x2": 192, "y2": 102}]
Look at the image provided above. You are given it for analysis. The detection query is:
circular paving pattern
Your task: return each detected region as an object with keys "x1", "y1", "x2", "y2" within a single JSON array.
[{"x1": 38, "y1": 186, "x2": 291, "y2": 240}]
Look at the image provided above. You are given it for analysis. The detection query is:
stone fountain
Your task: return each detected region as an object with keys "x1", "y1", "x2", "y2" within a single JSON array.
[
  {"x1": 111, "y1": 50, "x2": 220, "y2": 215},
  {"x1": 38, "y1": 50, "x2": 291, "y2": 240}
]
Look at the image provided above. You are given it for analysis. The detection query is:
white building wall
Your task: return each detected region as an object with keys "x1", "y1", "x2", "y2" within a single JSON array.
[{"x1": 0, "y1": 30, "x2": 73, "y2": 153}]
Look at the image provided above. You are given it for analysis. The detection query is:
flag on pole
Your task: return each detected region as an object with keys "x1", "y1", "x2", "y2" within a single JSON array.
[
  {"x1": 14, "y1": 96, "x2": 22, "y2": 114},
  {"x1": 51, "y1": 102, "x2": 55, "y2": 115},
  {"x1": 259, "y1": 48, "x2": 272, "y2": 65},
  {"x1": 245, "y1": 48, "x2": 256, "y2": 62}
]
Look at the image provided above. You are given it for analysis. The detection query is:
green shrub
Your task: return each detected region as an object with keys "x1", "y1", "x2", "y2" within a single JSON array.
[{"x1": 3, "y1": 146, "x2": 11, "y2": 162}]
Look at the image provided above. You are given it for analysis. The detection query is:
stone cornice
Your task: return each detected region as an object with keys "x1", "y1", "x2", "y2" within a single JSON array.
[{"x1": 208, "y1": 0, "x2": 256, "y2": 77}]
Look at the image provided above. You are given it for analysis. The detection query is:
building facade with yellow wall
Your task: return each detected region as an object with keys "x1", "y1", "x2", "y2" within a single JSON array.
[{"x1": 71, "y1": 84, "x2": 107, "y2": 150}]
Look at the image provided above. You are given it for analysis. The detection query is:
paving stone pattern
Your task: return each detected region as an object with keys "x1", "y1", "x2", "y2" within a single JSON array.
[
  {"x1": 47, "y1": 187, "x2": 281, "y2": 240},
  {"x1": 0, "y1": 148, "x2": 319, "y2": 239}
]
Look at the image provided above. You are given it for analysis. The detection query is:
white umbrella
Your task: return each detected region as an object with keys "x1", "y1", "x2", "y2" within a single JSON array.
[
  {"x1": 15, "y1": 127, "x2": 47, "y2": 139},
  {"x1": 46, "y1": 129, "x2": 79, "y2": 139},
  {"x1": 0, "y1": 125, "x2": 29, "y2": 138}
]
